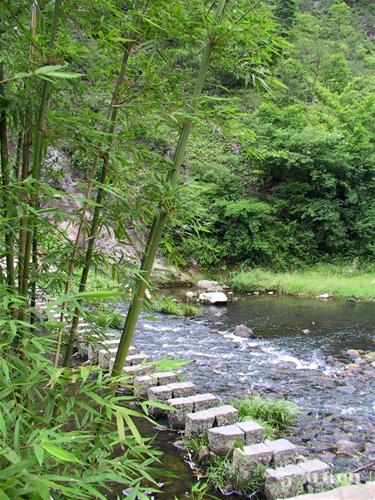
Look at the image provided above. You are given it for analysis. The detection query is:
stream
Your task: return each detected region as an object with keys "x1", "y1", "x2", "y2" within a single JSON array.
[{"x1": 116, "y1": 293, "x2": 375, "y2": 497}]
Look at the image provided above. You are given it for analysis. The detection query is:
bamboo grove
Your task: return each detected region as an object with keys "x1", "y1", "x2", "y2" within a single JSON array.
[{"x1": 0, "y1": 1, "x2": 285, "y2": 497}]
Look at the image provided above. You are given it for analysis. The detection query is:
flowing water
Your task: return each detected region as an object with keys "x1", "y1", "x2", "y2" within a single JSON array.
[{"x1": 116, "y1": 294, "x2": 375, "y2": 497}]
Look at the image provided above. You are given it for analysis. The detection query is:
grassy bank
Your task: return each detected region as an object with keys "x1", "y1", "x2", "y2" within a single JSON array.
[{"x1": 229, "y1": 264, "x2": 375, "y2": 300}]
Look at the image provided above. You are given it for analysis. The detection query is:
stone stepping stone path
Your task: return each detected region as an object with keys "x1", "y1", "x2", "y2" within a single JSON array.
[
  {"x1": 33, "y1": 302, "x2": 354, "y2": 499},
  {"x1": 88, "y1": 337, "x2": 337, "y2": 499}
]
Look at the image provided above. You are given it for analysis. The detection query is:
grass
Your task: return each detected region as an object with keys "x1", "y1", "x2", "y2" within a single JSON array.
[
  {"x1": 229, "y1": 263, "x2": 375, "y2": 300},
  {"x1": 232, "y1": 396, "x2": 299, "y2": 439},
  {"x1": 151, "y1": 296, "x2": 201, "y2": 317},
  {"x1": 206, "y1": 457, "x2": 266, "y2": 497}
]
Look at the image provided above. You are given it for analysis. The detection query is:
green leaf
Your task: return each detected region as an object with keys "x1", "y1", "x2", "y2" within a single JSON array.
[
  {"x1": 116, "y1": 409, "x2": 125, "y2": 443},
  {"x1": 0, "y1": 408, "x2": 7, "y2": 438},
  {"x1": 122, "y1": 412, "x2": 144, "y2": 447},
  {"x1": 42, "y1": 445, "x2": 80, "y2": 463},
  {"x1": 34, "y1": 446, "x2": 44, "y2": 466}
]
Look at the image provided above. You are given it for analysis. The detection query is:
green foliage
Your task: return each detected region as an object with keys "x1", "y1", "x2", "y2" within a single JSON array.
[
  {"x1": 151, "y1": 296, "x2": 201, "y2": 317},
  {"x1": 164, "y1": 0, "x2": 375, "y2": 270},
  {"x1": 0, "y1": 292, "x2": 161, "y2": 498},
  {"x1": 230, "y1": 263, "x2": 375, "y2": 299},
  {"x1": 233, "y1": 396, "x2": 299, "y2": 438}
]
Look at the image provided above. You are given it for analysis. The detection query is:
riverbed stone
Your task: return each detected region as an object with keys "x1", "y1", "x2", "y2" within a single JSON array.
[
  {"x1": 234, "y1": 324, "x2": 255, "y2": 338},
  {"x1": 232, "y1": 443, "x2": 273, "y2": 481},
  {"x1": 208, "y1": 424, "x2": 244, "y2": 455},
  {"x1": 197, "y1": 280, "x2": 222, "y2": 291},
  {"x1": 265, "y1": 464, "x2": 306, "y2": 499},
  {"x1": 237, "y1": 420, "x2": 265, "y2": 444},
  {"x1": 266, "y1": 438, "x2": 299, "y2": 466},
  {"x1": 199, "y1": 292, "x2": 228, "y2": 305}
]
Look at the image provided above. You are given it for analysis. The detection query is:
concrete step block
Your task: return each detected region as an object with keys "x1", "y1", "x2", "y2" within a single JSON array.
[
  {"x1": 168, "y1": 393, "x2": 219, "y2": 429},
  {"x1": 167, "y1": 397, "x2": 195, "y2": 428},
  {"x1": 185, "y1": 405, "x2": 238, "y2": 438},
  {"x1": 208, "y1": 424, "x2": 244, "y2": 455},
  {"x1": 151, "y1": 371, "x2": 178, "y2": 385},
  {"x1": 237, "y1": 420, "x2": 265, "y2": 445},
  {"x1": 210, "y1": 405, "x2": 238, "y2": 427},
  {"x1": 299, "y1": 459, "x2": 331, "y2": 492},
  {"x1": 148, "y1": 385, "x2": 173, "y2": 402},
  {"x1": 133, "y1": 371, "x2": 179, "y2": 397},
  {"x1": 264, "y1": 464, "x2": 305, "y2": 499},
  {"x1": 125, "y1": 353, "x2": 148, "y2": 366},
  {"x1": 167, "y1": 381, "x2": 196, "y2": 398},
  {"x1": 88, "y1": 341, "x2": 135, "y2": 361},
  {"x1": 121, "y1": 363, "x2": 153, "y2": 378},
  {"x1": 266, "y1": 439, "x2": 299, "y2": 466},
  {"x1": 232, "y1": 443, "x2": 273, "y2": 481},
  {"x1": 185, "y1": 409, "x2": 216, "y2": 437},
  {"x1": 148, "y1": 381, "x2": 196, "y2": 403},
  {"x1": 133, "y1": 375, "x2": 154, "y2": 397},
  {"x1": 191, "y1": 393, "x2": 219, "y2": 412}
]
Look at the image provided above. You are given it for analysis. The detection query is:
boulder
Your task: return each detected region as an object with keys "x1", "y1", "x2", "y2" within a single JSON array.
[
  {"x1": 317, "y1": 293, "x2": 331, "y2": 300},
  {"x1": 196, "y1": 280, "x2": 223, "y2": 292},
  {"x1": 346, "y1": 349, "x2": 360, "y2": 359},
  {"x1": 234, "y1": 324, "x2": 255, "y2": 338},
  {"x1": 199, "y1": 292, "x2": 228, "y2": 305},
  {"x1": 185, "y1": 291, "x2": 197, "y2": 300}
]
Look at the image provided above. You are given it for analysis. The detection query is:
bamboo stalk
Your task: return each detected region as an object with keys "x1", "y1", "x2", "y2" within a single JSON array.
[
  {"x1": 18, "y1": 0, "x2": 38, "y2": 299},
  {"x1": 20, "y1": 0, "x2": 62, "y2": 308},
  {"x1": 111, "y1": 0, "x2": 227, "y2": 377},
  {"x1": 62, "y1": 41, "x2": 134, "y2": 367},
  {"x1": 0, "y1": 62, "x2": 16, "y2": 293}
]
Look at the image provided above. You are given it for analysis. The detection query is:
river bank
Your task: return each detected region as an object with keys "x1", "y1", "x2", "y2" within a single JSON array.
[{"x1": 227, "y1": 264, "x2": 375, "y2": 301}]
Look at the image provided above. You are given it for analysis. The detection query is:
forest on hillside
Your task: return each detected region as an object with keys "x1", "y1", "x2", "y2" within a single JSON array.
[{"x1": 0, "y1": 0, "x2": 374, "y2": 498}]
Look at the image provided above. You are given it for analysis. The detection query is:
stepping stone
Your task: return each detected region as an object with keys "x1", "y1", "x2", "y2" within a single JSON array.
[
  {"x1": 232, "y1": 443, "x2": 273, "y2": 481},
  {"x1": 264, "y1": 464, "x2": 306, "y2": 499},
  {"x1": 185, "y1": 405, "x2": 238, "y2": 437},
  {"x1": 210, "y1": 405, "x2": 238, "y2": 426},
  {"x1": 168, "y1": 381, "x2": 196, "y2": 398},
  {"x1": 101, "y1": 348, "x2": 144, "y2": 367},
  {"x1": 148, "y1": 382, "x2": 196, "y2": 402},
  {"x1": 266, "y1": 438, "x2": 299, "y2": 466},
  {"x1": 125, "y1": 353, "x2": 148, "y2": 366},
  {"x1": 208, "y1": 424, "x2": 244, "y2": 455},
  {"x1": 299, "y1": 459, "x2": 331, "y2": 492},
  {"x1": 133, "y1": 371, "x2": 179, "y2": 397},
  {"x1": 168, "y1": 393, "x2": 219, "y2": 428},
  {"x1": 88, "y1": 340, "x2": 135, "y2": 361},
  {"x1": 237, "y1": 420, "x2": 265, "y2": 444}
]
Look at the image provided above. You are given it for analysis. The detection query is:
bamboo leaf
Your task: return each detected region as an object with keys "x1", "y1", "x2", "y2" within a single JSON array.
[
  {"x1": 34, "y1": 446, "x2": 44, "y2": 466},
  {"x1": 42, "y1": 445, "x2": 80, "y2": 463},
  {"x1": 0, "y1": 408, "x2": 7, "y2": 438},
  {"x1": 122, "y1": 413, "x2": 144, "y2": 447},
  {"x1": 116, "y1": 409, "x2": 126, "y2": 443}
]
